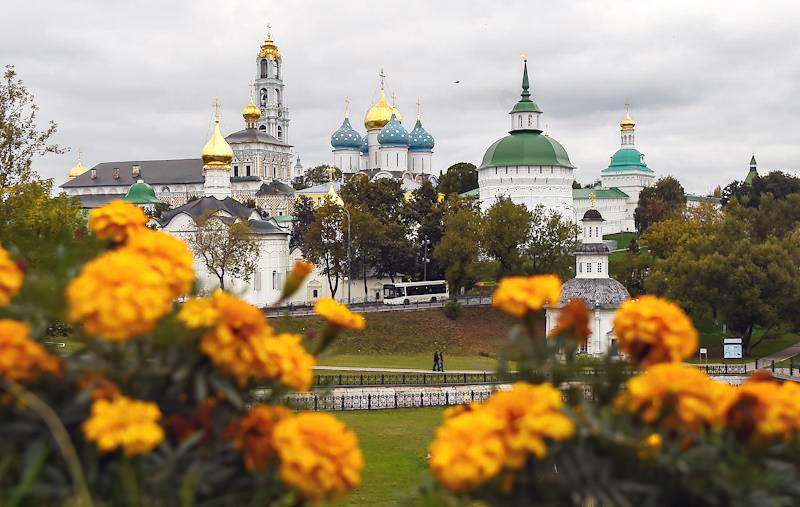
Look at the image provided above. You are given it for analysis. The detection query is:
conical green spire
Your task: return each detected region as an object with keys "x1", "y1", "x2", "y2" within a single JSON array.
[
  {"x1": 510, "y1": 60, "x2": 541, "y2": 114},
  {"x1": 750, "y1": 154, "x2": 757, "y2": 166}
]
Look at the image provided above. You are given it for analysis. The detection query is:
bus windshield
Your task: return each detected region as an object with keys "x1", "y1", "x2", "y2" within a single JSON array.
[{"x1": 383, "y1": 285, "x2": 396, "y2": 299}]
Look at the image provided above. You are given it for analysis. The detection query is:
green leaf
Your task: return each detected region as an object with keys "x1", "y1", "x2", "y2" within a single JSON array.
[{"x1": 8, "y1": 440, "x2": 48, "y2": 507}]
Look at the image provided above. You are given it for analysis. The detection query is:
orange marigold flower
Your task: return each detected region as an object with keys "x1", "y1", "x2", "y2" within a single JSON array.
[
  {"x1": 314, "y1": 297, "x2": 365, "y2": 330},
  {"x1": 429, "y1": 408, "x2": 506, "y2": 491},
  {"x1": 88, "y1": 199, "x2": 148, "y2": 243},
  {"x1": 259, "y1": 333, "x2": 316, "y2": 391},
  {"x1": 125, "y1": 228, "x2": 195, "y2": 297},
  {"x1": 273, "y1": 412, "x2": 363, "y2": 502},
  {"x1": 549, "y1": 298, "x2": 590, "y2": 345},
  {"x1": 492, "y1": 275, "x2": 561, "y2": 317},
  {"x1": 227, "y1": 404, "x2": 293, "y2": 470},
  {"x1": 619, "y1": 363, "x2": 724, "y2": 433},
  {"x1": 82, "y1": 396, "x2": 164, "y2": 455},
  {"x1": 0, "y1": 319, "x2": 60, "y2": 381},
  {"x1": 166, "y1": 397, "x2": 220, "y2": 444},
  {"x1": 482, "y1": 382, "x2": 575, "y2": 469},
  {"x1": 0, "y1": 245, "x2": 23, "y2": 306},
  {"x1": 177, "y1": 297, "x2": 221, "y2": 329},
  {"x1": 716, "y1": 377, "x2": 800, "y2": 444},
  {"x1": 66, "y1": 249, "x2": 175, "y2": 341},
  {"x1": 281, "y1": 259, "x2": 314, "y2": 300},
  {"x1": 613, "y1": 295, "x2": 698, "y2": 366}
]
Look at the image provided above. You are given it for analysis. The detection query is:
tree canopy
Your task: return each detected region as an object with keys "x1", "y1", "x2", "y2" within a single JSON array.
[
  {"x1": 433, "y1": 198, "x2": 481, "y2": 294},
  {"x1": 634, "y1": 176, "x2": 686, "y2": 233},
  {"x1": 187, "y1": 212, "x2": 260, "y2": 291},
  {"x1": 437, "y1": 162, "x2": 478, "y2": 196},
  {"x1": 481, "y1": 197, "x2": 532, "y2": 276}
]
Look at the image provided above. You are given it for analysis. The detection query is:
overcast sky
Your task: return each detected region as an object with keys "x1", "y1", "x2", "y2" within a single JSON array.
[{"x1": 4, "y1": 0, "x2": 800, "y2": 194}]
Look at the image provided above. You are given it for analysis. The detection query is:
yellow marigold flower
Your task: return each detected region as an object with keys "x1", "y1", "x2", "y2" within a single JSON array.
[
  {"x1": 549, "y1": 298, "x2": 590, "y2": 345},
  {"x1": 281, "y1": 259, "x2": 314, "y2": 300},
  {"x1": 0, "y1": 245, "x2": 23, "y2": 306},
  {"x1": 82, "y1": 396, "x2": 164, "y2": 455},
  {"x1": 314, "y1": 298, "x2": 365, "y2": 330},
  {"x1": 0, "y1": 319, "x2": 60, "y2": 381},
  {"x1": 259, "y1": 333, "x2": 316, "y2": 392},
  {"x1": 66, "y1": 249, "x2": 174, "y2": 341},
  {"x1": 716, "y1": 377, "x2": 800, "y2": 444},
  {"x1": 125, "y1": 228, "x2": 195, "y2": 297},
  {"x1": 88, "y1": 199, "x2": 148, "y2": 243},
  {"x1": 482, "y1": 382, "x2": 575, "y2": 469},
  {"x1": 429, "y1": 409, "x2": 506, "y2": 491},
  {"x1": 226, "y1": 404, "x2": 293, "y2": 470},
  {"x1": 198, "y1": 290, "x2": 273, "y2": 384},
  {"x1": 492, "y1": 275, "x2": 561, "y2": 317},
  {"x1": 178, "y1": 297, "x2": 221, "y2": 329},
  {"x1": 613, "y1": 295, "x2": 698, "y2": 367},
  {"x1": 620, "y1": 363, "x2": 723, "y2": 432},
  {"x1": 273, "y1": 412, "x2": 363, "y2": 502}
]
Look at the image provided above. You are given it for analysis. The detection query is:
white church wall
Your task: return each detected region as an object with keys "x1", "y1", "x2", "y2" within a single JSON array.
[{"x1": 546, "y1": 306, "x2": 617, "y2": 356}]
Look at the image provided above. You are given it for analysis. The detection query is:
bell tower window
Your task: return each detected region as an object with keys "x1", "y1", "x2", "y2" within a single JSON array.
[
  {"x1": 277, "y1": 125, "x2": 283, "y2": 141},
  {"x1": 260, "y1": 60, "x2": 268, "y2": 78}
]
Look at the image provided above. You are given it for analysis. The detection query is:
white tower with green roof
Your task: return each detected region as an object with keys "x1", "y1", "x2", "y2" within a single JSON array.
[{"x1": 478, "y1": 61, "x2": 575, "y2": 216}]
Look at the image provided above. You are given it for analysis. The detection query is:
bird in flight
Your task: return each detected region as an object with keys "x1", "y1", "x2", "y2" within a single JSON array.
[{"x1": 454, "y1": 80, "x2": 460, "y2": 84}]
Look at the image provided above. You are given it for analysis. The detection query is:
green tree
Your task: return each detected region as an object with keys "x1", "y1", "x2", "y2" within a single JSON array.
[
  {"x1": 433, "y1": 198, "x2": 482, "y2": 295},
  {"x1": 748, "y1": 171, "x2": 800, "y2": 207},
  {"x1": 634, "y1": 176, "x2": 686, "y2": 233},
  {"x1": 290, "y1": 195, "x2": 315, "y2": 251},
  {"x1": 481, "y1": 197, "x2": 532, "y2": 276},
  {"x1": 187, "y1": 212, "x2": 260, "y2": 291},
  {"x1": 437, "y1": 162, "x2": 478, "y2": 195},
  {"x1": 642, "y1": 203, "x2": 723, "y2": 260},
  {"x1": 404, "y1": 180, "x2": 445, "y2": 280},
  {"x1": 303, "y1": 165, "x2": 341, "y2": 186},
  {"x1": 609, "y1": 250, "x2": 652, "y2": 297},
  {"x1": 0, "y1": 66, "x2": 65, "y2": 188},
  {"x1": 524, "y1": 205, "x2": 579, "y2": 280},
  {"x1": 302, "y1": 200, "x2": 346, "y2": 296}
]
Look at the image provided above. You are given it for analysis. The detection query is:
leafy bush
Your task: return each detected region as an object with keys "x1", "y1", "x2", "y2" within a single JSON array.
[{"x1": 442, "y1": 300, "x2": 462, "y2": 320}]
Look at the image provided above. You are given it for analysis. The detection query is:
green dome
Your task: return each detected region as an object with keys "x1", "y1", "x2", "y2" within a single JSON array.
[
  {"x1": 123, "y1": 179, "x2": 160, "y2": 204},
  {"x1": 603, "y1": 148, "x2": 653, "y2": 173},
  {"x1": 480, "y1": 131, "x2": 573, "y2": 169}
]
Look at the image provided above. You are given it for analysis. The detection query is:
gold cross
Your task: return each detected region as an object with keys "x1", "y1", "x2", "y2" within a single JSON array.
[
  {"x1": 345, "y1": 96, "x2": 350, "y2": 117},
  {"x1": 213, "y1": 99, "x2": 220, "y2": 121},
  {"x1": 77, "y1": 148, "x2": 82, "y2": 162},
  {"x1": 625, "y1": 102, "x2": 630, "y2": 114},
  {"x1": 266, "y1": 24, "x2": 271, "y2": 37},
  {"x1": 520, "y1": 52, "x2": 527, "y2": 61},
  {"x1": 589, "y1": 191, "x2": 596, "y2": 209},
  {"x1": 391, "y1": 93, "x2": 397, "y2": 105},
  {"x1": 416, "y1": 98, "x2": 421, "y2": 118},
  {"x1": 379, "y1": 68, "x2": 385, "y2": 89},
  {"x1": 327, "y1": 165, "x2": 334, "y2": 182}
]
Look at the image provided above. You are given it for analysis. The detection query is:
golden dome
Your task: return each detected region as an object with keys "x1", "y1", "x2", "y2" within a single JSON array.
[
  {"x1": 68, "y1": 157, "x2": 88, "y2": 180},
  {"x1": 620, "y1": 112, "x2": 635, "y2": 131},
  {"x1": 242, "y1": 95, "x2": 261, "y2": 122},
  {"x1": 201, "y1": 119, "x2": 234, "y2": 169},
  {"x1": 258, "y1": 34, "x2": 281, "y2": 60},
  {"x1": 365, "y1": 89, "x2": 402, "y2": 130}
]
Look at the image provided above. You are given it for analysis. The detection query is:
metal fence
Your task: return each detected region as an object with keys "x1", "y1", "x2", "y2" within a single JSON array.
[
  {"x1": 313, "y1": 372, "x2": 509, "y2": 387},
  {"x1": 263, "y1": 295, "x2": 492, "y2": 317},
  {"x1": 284, "y1": 388, "x2": 495, "y2": 411}
]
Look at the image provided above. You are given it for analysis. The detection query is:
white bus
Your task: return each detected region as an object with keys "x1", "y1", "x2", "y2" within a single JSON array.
[{"x1": 383, "y1": 280, "x2": 449, "y2": 305}]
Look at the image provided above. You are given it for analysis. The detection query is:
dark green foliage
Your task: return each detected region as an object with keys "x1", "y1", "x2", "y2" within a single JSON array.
[
  {"x1": 437, "y1": 162, "x2": 478, "y2": 196},
  {"x1": 442, "y1": 300, "x2": 461, "y2": 320},
  {"x1": 481, "y1": 197, "x2": 532, "y2": 277},
  {"x1": 290, "y1": 195, "x2": 315, "y2": 251},
  {"x1": 634, "y1": 176, "x2": 686, "y2": 233}
]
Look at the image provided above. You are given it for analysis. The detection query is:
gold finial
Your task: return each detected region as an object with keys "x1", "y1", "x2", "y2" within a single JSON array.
[
  {"x1": 520, "y1": 52, "x2": 527, "y2": 61},
  {"x1": 543, "y1": 124, "x2": 549, "y2": 136},
  {"x1": 345, "y1": 96, "x2": 350, "y2": 118},
  {"x1": 202, "y1": 102, "x2": 234, "y2": 169},
  {"x1": 327, "y1": 165, "x2": 334, "y2": 182},
  {"x1": 77, "y1": 148, "x2": 82, "y2": 163},
  {"x1": 620, "y1": 103, "x2": 635, "y2": 131},
  {"x1": 379, "y1": 68, "x2": 385, "y2": 89},
  {"x1": 259, "y1": 26, "x2": 280, "y2": 59},
  {"x1": 391, "y1": 93, "x2": 397, "y2": 106},
  {"x1": 68, "y1": 148, "x2": 88, "y2": 179},
  {"x1": 266, "y1": 24, "x2": 271, "y2": 38},
  {"x1": 213, "y1": 98, "x2": 220, "y2": 122},
  {"x1": 589, "y1": 191, "x2": 596, "y2": 209},
  {"x1": 416, "y1": 98, "x2": 421, "y2": 120}
]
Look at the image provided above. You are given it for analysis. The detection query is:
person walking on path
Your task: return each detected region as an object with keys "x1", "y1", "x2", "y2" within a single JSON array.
[
  {"x1": 439, "y1": 351, "x2": 445, "y2": 372},
  {"x1": 432, "y1": 352, "x2": 439, "y2": 372}
]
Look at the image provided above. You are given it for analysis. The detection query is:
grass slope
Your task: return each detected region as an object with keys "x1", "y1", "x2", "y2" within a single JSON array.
[
  {"x1": 271, "y1": 306, "x2": 517, "y2": 370},
  {"x1": 324, "y1": 408, "x2": 444, "y2": 507}
]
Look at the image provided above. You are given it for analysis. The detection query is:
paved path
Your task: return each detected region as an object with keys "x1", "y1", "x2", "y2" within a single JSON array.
[
  {"x1": 264, "y1": 296, "x2": 492, "y2": 317},
  {"x1": 313, "y1": 365, "x2": 496, "y2": 374}
]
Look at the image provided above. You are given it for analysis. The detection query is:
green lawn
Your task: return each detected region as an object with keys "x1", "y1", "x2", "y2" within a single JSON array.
[
  {"x1": 604, "y1": 231, "x2": 637, "y2": 250},
  {"x1": 691, "y1": 319, "x2": 800, "y2": 361},
  {"x1": 324, "y1": 408, "x2": 444, "y2": 507}
]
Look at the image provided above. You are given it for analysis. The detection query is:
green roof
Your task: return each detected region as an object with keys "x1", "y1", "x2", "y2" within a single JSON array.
[
  {"x1": 480, "y1": 131, "x2": 573, "y2": 169},
  {"x1": 601, "y1": 148, "x2": 654, "y2": 173},
  {"x1": 510, "y1": 60, "x2": 542, "y2": 114},
  {"x1": 272, "y1": 214, "x2": 295, "y2": 223},
  {"x1": 745, "y1": 168, "x2": 758, "y2": 185},
  {"x1": 459, "y1": 188, "x2": 480, "y2": 198},
  {"x1": 572, "y1": 187, "x2": 629, "y2": 199},
  {"x1": 686, "y1": 194, "x2": 721, "y2": 203},
  {"x1": 123, "y1": 180, "x2": 160, "y2": 204}
]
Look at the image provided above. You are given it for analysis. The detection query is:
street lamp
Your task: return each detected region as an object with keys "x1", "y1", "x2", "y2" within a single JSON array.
[{"x1": 421, "y1": 237, "x2": 431, "y2": 281}]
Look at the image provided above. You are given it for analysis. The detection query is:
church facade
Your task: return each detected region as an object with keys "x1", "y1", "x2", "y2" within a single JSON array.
[{"x1": 61, "y1": 32, "x2": 297, "y2": 218}]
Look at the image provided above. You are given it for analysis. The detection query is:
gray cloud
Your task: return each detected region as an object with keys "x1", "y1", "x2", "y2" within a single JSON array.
[{"x1": 3, "y1": 0, "x2": 800, "y2": 195}]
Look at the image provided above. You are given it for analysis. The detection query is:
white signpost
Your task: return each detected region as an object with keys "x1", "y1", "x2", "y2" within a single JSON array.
[{"x1": 723, "y1": 338, "x2": 743, "y2": 359}]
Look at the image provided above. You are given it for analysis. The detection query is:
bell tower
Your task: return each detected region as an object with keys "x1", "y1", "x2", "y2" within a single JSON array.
[{"x1": 253, "y1": 25, "x2": 290, "y2": 144}]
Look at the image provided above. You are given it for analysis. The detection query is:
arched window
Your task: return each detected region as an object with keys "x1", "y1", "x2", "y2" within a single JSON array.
[
  {"x1": 528, "y1": 114, "x2": 532, "y2": 126},
  {"x1": 246, "y1": 164, "x2": 251, "y2": 177},
  {"x1": 260, "y1": 60, "x2": 268, "y2": 78},
  {"x1": 260, "y1": 88, "x2": 268, "y2": 106},
  {"x1": 259, "y1": 125, "x2": 266, "y2": 132},
  {"x1": 233, "y1": 165, "x2": 239, "y2": 177},
  {"x1": 161, "y1": 186, "x2": 170, "y2": 193},
  {"x1": 275, "y1": 62, "x2": 280, "y2": 79},
  {"x1": 275, "y1": 88, "x2": 281, "y2": 105},
  {"x1": 518, "y1": 116, "x2": 522, "y2": 127},
  {"x1": 277, "y1": 125, "x2": 282, "y2": 141}
]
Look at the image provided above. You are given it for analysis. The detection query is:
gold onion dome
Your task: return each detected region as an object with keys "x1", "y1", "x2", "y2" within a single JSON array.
[
  {"x1": 365, "y1": 89, "x2": 402, "y2": 130},
  {"x1": 242, "y1": 96, "x2": 261, "y2": 122},
  {"x1": 68, "y1": 157, "x2": 88, "y2": 179},
  {"x1": 201, "y1": 118, "x2": 234, "y2": 169},
  {"x1": 620, "y1": 112, "x2": 635, "y2": 131},
  {"x1": 259, "y1": 34, "x2": 280, "y2": 60}
]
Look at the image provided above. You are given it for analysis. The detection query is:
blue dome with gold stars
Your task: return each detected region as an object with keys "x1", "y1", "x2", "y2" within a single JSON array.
[
  {"x1": 331, "y1": 117, "x2": 363, "y2": 150},
  {"x1": 377, "y1": 113, "x2": 409, "y2": 146},
  {"x1": 360, "y1": 134, "x2": 368, "y2": 154},
  {"x1": 408, "y1": 118, "x2": 434, "y2": 152}
]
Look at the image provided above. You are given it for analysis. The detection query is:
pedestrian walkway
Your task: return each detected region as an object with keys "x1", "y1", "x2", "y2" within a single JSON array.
[{"x1": 313, "y1": 365, "x2": 495, "y2": 374}]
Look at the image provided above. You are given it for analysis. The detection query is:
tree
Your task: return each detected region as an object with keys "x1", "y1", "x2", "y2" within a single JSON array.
[
  {"x1": 290, "y1": 195, "x2": 315, "y2": 251},
  {"x1": 437, "y1": 162, "x2": 478, "y2": 195},
  {"x1": 634, "y1": 176, "x2": 686, "y2": 233},
  {"x1": 720, "y1": 180, "x2": 749, "y2": 207},
  {"x1": 748, "y1": 171, "x2": 800, "y2": 207},
  {"x1": 302, "y1": 200, "x2": 346, "y2": 297},
  {"x1": 481, "y1": 197, "x2": 532, "y2": 276},
  {"x1": 187, "y1": 212, "x2": 260, "y2": 291},
  {"x1": 642, "y1": 203, "x2": 723, "y2": 260},
  {"x1": 433, "y1": 198, "x2": 482, "y2": 294},
  {"x1": 404, "y1": 180, "x2": 445, "y2": 280},
  {"x1": 525, "y1": 205, "x2": 580, "y2": 280},
  {"x1": 572, "y1": 180, "x2": 582, "y2": 189},
  {"x1": 0, "y1": 66, "x2": 65, "y2": 188},
  {"x1": 610, "y1": 249, "x2": 652, "y2": 298},
  {"x1": 303, "y1": 165, "x2": 341, "y2": 187}
]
